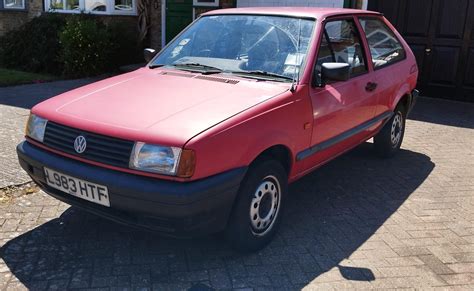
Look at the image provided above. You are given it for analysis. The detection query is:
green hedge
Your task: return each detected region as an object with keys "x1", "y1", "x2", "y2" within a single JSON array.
[
  {"x1": 0, "y1": 14, "x2": 141, "y2": 78},
  {"x1": 59, "y1": 17, "x2": 111, "y2": 77},
  {"x1": 0, "y1": 14, "x2": 66, "y2": 74}
]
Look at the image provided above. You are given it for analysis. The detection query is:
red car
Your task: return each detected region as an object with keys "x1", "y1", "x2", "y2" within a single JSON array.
[{"x1": 17, "y1": 7, "x2": 418, "y2": 251}]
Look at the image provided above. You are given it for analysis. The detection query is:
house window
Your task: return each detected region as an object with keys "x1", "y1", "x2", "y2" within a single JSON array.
[
  {"x1": 193, "y1": 0, "x2": 219, "y2": 7},
  {"x1": 114, "y1": 0, "x2": 133, "y2": 11},
  {"x1": 85, "y1": 0, "x2": 107, "y2": 12},
  {"x1": 3, "y1": 0, "x2": 25, "y2": 9},
  {"x1": 44, "y1": 0, "x2": 136, "y2": 15},
  {"x1": 49, "y1": 0, "x2": 79, "y2": 10}
]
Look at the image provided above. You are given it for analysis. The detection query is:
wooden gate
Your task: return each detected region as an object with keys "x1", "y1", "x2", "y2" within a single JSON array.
[{"x1": 368, "y1": 0, "x2": 474, "y2": 102}]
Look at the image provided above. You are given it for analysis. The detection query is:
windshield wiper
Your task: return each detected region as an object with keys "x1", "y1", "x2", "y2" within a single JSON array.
[
  {"x1": 172, "y1": 62, "x2": 223, "y2": 74},
  {"x1": 230, "y1": 70, "x2": 293, "y2": 81}
]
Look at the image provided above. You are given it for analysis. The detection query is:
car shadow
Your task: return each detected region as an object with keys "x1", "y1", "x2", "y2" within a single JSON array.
[{"x1": 0, "y1": 143, "x2": 434, "y2": 289}]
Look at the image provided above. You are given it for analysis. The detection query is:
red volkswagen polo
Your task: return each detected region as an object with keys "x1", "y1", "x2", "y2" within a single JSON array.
[{"x1": 17, "y1": 7, "x2": 418, "y2": 251}]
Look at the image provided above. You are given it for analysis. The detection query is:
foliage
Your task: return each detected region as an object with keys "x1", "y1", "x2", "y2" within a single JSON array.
[
  {"x1": 0, "y1": 14, "x2": 66, "y2": 74},
  {"x1": 59, "y1": 16, "x2": 111, "y2": 77},
  {"x1": 106, "y1": 21, "x2": 142, "y2": 70},
  {"x1": 0, "y1": 14, "x2": 141, "y2": 78}
]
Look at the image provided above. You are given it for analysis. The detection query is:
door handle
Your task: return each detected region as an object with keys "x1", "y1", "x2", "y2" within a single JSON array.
[{"x1": 365, "y1": 82, "x2": 378, "y2": 92}]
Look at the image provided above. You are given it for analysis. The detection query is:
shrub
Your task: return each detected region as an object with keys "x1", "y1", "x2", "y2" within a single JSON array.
[
  {"x1": 59, "y1": 16, "x2": 141, "y2": 77},
  {"x1": 0, "y1": 14, "x2": 66, "y2": 74},
  {"x1": 59, "y1": 16, "x2": 112, "y2": 77},
  {"x1": 106, "y1": 21, "x2": 142, "y2": 69},
  {"x1": 0, "y1": 14, "x2": 141, "y2": 78}
]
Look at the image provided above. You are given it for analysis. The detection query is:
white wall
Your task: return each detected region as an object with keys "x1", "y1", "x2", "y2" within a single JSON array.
[
  {"x1": 237, "y1": 0, "x2": 345, "y2": 8},
  {"x1": 362, "y1": 0, "x2": 367, "y2": 9}
]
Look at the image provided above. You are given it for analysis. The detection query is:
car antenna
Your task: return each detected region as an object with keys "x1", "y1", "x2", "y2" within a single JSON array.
[{"x1": 290, "y1": 19, "x2": 302, "y2": 93}]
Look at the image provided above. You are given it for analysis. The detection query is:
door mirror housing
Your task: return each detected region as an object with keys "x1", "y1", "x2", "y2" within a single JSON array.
[
  {"x1": 312, "y1": 63, "x2": 351, "y2": 87},
  {"x1": 144, "y1": 48, "x2": 158, "y2": 63},
  {"x1": 322, "y1": 62, "x2": 351, "y2": 82}
]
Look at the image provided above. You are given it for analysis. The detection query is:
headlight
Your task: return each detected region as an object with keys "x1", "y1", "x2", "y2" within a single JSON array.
[
  {"x1": 129, "y1": 142, "x2": 182, "y2": 175},
  {"x1": 25, "y1": 114, "x2": 48, "y2": 142}
]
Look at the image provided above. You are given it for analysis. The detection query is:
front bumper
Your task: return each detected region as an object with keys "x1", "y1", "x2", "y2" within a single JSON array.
[{"x1": 17, "y1": 141, "x2": 247, "y2": 236}]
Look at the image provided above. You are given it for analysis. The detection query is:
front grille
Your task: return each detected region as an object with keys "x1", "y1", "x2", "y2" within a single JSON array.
[{"x1": 43, "y1": 121, "x2": 134, "y2": 168}]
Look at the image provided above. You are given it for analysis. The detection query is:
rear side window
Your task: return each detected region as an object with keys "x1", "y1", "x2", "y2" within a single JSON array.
[
  {"x1": 359, "y1": 18, "x2": 406, "y2": 69},
  {"x1": 315, "y1": 19, "x2": 368, "y2": 84}
]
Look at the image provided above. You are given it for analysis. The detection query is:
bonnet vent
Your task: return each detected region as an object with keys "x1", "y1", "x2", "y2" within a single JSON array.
[
  {"x1": 160, "y1": 71, "x2": 239, "y2": 84},
  {"x1": 160, "y1": 71, "x2": 196, "y2": 78},
  {"x1": 194, "y1": 75, "x2": 239, "y2": 84}
]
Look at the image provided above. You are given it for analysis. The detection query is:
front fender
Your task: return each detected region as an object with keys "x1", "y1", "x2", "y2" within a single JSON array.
[{"x1": 184, "y1": 88, "x2": 313, "y2": 181}]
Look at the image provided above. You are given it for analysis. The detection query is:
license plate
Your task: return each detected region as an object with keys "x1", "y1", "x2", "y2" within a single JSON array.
[{"x1": 44, "y1": 167, "x2": 110, "y2": 207}]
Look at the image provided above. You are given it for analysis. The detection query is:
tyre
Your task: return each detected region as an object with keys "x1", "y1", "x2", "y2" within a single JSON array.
[
  {"x1": 225, "y1": 159, "x2": 287, "y2": 252},
  {"x1": 374, "y1": 105, "x2": 407, "y2": 158}
]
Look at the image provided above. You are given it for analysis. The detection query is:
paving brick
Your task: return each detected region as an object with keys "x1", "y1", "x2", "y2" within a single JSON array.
[
  {"x1": 427, "y1": 246, "x2": 459, "y2": 264},
  {"x1": 385, "y1": 256, "x2": 425, "y2": 267},
  {"x1": 458, "y1": 245, "x2": 474, "y2": 253},
  {"x1": 418, "y1": 255, "x2": 455, "y2": 275},
  {"x1": 408, "y1": 230, "x2": 444, "y2": 238},
  {"x1": 393, "y1": 246, "x2": 433, "y2": 257},
  {"x1": 447, "y1": 263, "x2": 474, "y2": 273},
  {"x1": 369, "y1": 277, "x2": 421, "y2": 289},
  {"x1": 151, "y1": 282, "x2": 192, "y2": 290},
  {"x1": 376, "y1": 266, "x2": 425, "y2": 278},
  {"x1": 452, "y1": 253, "x2": 474, "y2": 263},
  {"x1": 0, "y1": 272, "x2": 12, "y2": 290},
  {"x1": 440, "y1": 273, "x2": 474, "y2": 285}
]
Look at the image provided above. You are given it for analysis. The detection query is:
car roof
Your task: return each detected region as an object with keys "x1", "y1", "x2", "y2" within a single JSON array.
[{"x1": 202, "y1": 7, "x2": 381, "y2": 19}]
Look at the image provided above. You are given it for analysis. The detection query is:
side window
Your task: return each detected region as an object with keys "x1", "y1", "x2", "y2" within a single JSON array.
[
  {"x1": 315, "y1": 19, "x2": 368, "y2": 84},
  {"x1": 359, "y1": 18, "x2": 406, "y2": 69}
]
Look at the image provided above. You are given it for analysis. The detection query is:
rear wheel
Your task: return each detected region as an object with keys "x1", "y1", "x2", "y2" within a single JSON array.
[
  {"x1": 225, "y1": 159, "x2": 287, "y2": 252},
  {"x1": 374, "y1": 105, "x2": 406, "y2": 158}
]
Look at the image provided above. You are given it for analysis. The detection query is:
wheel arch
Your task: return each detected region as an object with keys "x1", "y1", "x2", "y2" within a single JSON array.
[
  {"x1": 249, "y1": 144, "x2": 293, "y2": 177},
  {"x1": 397, "y1": 93, "x2": 411, "y2": 114},
  {"x1": 391, "y1": 84, "x2": 412, "y2": 113}
]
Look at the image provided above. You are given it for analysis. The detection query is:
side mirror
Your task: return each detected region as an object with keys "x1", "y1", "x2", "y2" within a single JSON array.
[
  {"x1": 144, "y1": 48, "x2": 157, "y2": 63},
  {"x1": 321, "y1": 62, "x2": 351, "y2": 82}
]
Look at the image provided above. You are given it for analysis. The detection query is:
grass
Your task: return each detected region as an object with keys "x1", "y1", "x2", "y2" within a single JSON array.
[{"x1": 0, "y1": 68, "x2": 58, "y2": 87}]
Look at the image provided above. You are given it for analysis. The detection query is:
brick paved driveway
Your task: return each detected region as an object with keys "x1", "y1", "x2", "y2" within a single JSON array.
[{"x1": 0, "y1": 95, "x2": 473, "y2": 290}]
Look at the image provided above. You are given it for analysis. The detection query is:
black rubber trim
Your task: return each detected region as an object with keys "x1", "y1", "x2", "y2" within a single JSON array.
[
  {"x1": 296, "y1": 111, "x2": 394, "y2": 161},
  {"x1": 408, "y1": 89, "x2": 419, "y2": 115}
]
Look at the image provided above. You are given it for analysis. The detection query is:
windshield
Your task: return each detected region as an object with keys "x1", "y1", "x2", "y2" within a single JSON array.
[{"x1": 152, "y1": 15, "x2": 316, "y2": 81}]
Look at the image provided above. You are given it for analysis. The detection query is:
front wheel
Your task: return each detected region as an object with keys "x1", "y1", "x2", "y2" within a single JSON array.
[
  {"x1": 374, "y1": 106, "x2": 406, "y2": 158},
  {"x1": 225, "y1": 159, "x2": 287, "y2": 252}
]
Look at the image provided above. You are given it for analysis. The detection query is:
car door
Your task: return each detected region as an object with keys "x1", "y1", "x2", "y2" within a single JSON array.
[
  {"x1": 301, "y1": 17, "x2": 378, "y2": 168},
  {"x1": 357, "y1": 16, "x2": 410, "y2": 117}
]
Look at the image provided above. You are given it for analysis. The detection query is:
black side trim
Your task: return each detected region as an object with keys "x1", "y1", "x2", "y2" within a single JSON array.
[{"x1": 296, "y1": 111, "x2": 393, "y2": 161}]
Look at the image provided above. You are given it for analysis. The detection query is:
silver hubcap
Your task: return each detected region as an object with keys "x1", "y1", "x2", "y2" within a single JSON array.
[
  {"x1": 391, "y1": 112, "x2": 403, "y2": 147},
  {"x1": 249, "y1": 175, "x2": 281, "y2": 236}
]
